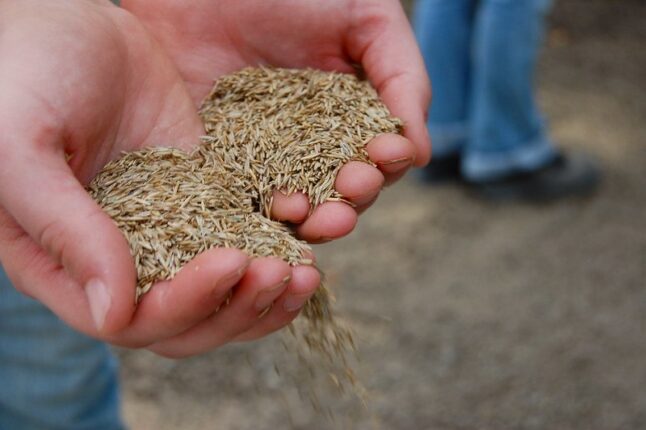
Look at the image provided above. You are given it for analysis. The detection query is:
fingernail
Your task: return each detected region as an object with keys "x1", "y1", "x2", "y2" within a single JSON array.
[
  {"x1": 377, "y1": 156, "x2": 414, "y2": 172},
  {"x1": 86, "y1": 279, "x2": 111, "y2": 331},
  {"x1": 315, "y1": 236, "x2": 335, "y2": 244},
  {"x1": 283, "y1": 292, "x2": 313, "y2": 312},
  {"x1": 215, "y1": 259, "x2": 251, "y2": 297},
  {"x1": 348, "y1": 190, "x2": 380, "y2": 206},
  {"x1": 254, "y1": 275, "x2": 291, "y2": 311}
]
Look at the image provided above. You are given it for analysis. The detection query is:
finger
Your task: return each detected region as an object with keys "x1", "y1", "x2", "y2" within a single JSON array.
[
  {"x1": 366, "y1": 133, "x2": 417, "y2": 185},
  {"x1": 354, "y1": 194, "x2": 379, "y2": 216},
  {"x1": 148, "y1": 258, "x2": 292, "y2": 358},
  {"x1": 0, "y1": 148, "x2": 136, "y2": 335},
  {"x1": 112, "y1": 248, "x2": 250, "y2": 347},
  {"x1": 233, "y1": 265, "x2": 321, "y2": 342},
  {"x1": 269, "y1": 190, "x2": 310, "y2": 223},
  {"x1": 334, "y1": 161, "x2": 384, "y2": 206},
  {"x1": 295, "y1": 201, "x2": 357, "y2": 243},
  {"x1": 347, "y1": 1, "x2": 432, "y2": 166},
  {"x1": 0, "y1": 208, "x2": 97, "y2": 334}
]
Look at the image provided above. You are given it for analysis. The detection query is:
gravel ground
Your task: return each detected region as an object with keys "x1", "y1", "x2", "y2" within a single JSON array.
[{"x1": 118, "y1": 1, "x2": 646, "y2": 429}]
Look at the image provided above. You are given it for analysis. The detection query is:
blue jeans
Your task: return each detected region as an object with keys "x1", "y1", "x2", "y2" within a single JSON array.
[
  {"x1": 413, "y1": 0, "x2": 556, "y2": 181},
  {"x1": 0, "y1": 267, "x2": 125, "y2": 429}
]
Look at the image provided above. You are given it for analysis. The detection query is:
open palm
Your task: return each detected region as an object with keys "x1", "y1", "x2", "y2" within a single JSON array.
[
  {"x1": 0, "y1": 0, "x2": 319, "y2": 357},
  {"x1": 125, "y1": 0, "x2": 432, "y2": 242}
]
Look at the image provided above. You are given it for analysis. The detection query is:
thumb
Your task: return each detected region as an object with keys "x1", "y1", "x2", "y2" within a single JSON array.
[
  {"x1": 0, "y1": 145, "x2": 137, "y2": 335},
  {"x1": 347, "y1": 0, "x2": 432, "y2": 166}
]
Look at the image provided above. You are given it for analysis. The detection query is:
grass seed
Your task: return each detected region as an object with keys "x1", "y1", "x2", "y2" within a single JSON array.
[{"x1": 88, "y1": 67, "x2": 402, "y2": 402}]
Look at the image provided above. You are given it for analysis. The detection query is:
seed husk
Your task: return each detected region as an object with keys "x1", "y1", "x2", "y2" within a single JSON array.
[{"x1": 88, "y1": 67, "x2": 402, "y2": 402}]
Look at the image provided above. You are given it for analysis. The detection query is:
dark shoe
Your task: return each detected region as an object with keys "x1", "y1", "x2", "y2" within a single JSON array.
[
  {"x1": 418, "y1": 153, "x2": 462, "y2": 184},
  {"x1": 468, "y1": 151, "x2": 601, "y2": 202}
]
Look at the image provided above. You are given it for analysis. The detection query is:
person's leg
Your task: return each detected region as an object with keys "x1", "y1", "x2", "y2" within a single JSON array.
[
  {"x1": 412, "y1": 0, "x2": 477, "y2": 162},
  {"x1": 464, "y1": 0, "x2": 556, "y2": 181},
  {"x1": 0, "y1": 266, "x2": 125, "y2": 430}
]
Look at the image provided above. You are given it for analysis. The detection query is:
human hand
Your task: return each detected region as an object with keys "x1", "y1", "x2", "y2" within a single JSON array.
[
  {"x1": 0, "y1": 0, "x2": 319, "y2": 357},
  {"x1": 123, "y1": 0, "x2": 432, "y2": 243}
]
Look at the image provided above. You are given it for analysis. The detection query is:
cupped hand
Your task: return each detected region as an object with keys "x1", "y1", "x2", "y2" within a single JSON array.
[
  {"x1": 124, "y1": 0, "x2": 432, "y2": 243},
  {"x1": 0, "y1": 0, "x2": 319, "y2": 357}
]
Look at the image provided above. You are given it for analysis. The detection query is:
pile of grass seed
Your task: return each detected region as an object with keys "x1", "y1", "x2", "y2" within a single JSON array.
[{"x1": 89, "y1": 67, "x2": 402, "y2": 392}]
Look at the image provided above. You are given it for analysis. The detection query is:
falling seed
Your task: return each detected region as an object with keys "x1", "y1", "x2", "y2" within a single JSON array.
[{"x1": 88, "y1": 66, "x2": 402, "y2": 402}]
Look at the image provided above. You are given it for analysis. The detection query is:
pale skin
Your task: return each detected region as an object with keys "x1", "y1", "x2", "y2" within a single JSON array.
[
  {"x1": 0, "y1": 0, "x2": 319, "y2": 357},
  {"x1": 124, "y1": 0, "x2": 432, "y2": 241},
  {"x1": 0, "y1": 0, "x2": 430, "y2": 358}
]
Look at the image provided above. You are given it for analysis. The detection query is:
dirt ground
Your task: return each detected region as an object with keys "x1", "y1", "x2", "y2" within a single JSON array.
[{"x1": 118, "y1": 1, "x2": 646, "y2": 429}]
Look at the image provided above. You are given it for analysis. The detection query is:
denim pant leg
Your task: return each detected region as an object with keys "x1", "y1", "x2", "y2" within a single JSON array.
[
  {"x1": 0, "y1": 267, "x2": 125, "y2": 430},
  {"x1": 463, "y1": 0, "x2": 556, "y2": 181},
  {"x1": 412, "y1": 0, "x2": 477, "y2": 158}
]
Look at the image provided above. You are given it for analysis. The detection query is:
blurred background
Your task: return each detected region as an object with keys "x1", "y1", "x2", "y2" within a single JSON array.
[{"x1": 118, "y1": 0, "x2": 646, "y2": 428}]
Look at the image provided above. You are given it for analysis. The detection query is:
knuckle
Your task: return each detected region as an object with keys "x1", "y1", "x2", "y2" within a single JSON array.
[{"x1": 37, "y1": 220, "x2": 68, "y2": 264}]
